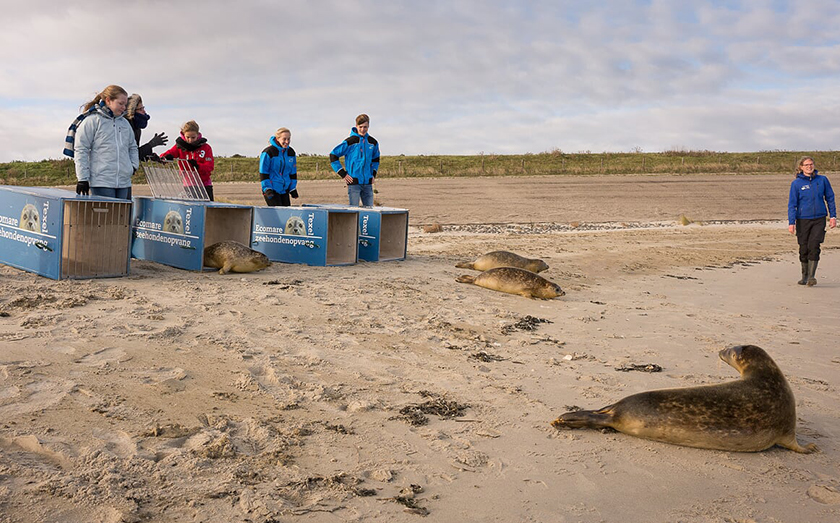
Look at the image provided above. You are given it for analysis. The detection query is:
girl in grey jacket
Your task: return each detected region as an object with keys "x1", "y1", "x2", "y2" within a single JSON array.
[{"x1": 73, "y1": 85, "x2": 139, "y2": 200}]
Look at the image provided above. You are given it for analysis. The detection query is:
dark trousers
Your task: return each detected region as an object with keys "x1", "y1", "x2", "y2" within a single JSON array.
[
  {"x1": 796, "y1": 217, "x2": 826, "y2": 262},
  {"x1": 264, "y1": 191, "x2": 291, "y2": 207}
]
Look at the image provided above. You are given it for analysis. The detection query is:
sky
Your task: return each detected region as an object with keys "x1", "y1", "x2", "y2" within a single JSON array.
[{"x1": 1, "y1": 0, "x2": 839, "y2": 163}]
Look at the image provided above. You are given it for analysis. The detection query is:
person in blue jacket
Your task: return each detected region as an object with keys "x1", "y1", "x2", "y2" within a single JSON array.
[
  {"x1": 330, "y1": 114, "x2": 380, "y2": 207},
  {"x1": 788, "y1": 156, "x2": 836, "y2": 286},
  {"x1": 259, "y1": 128, "x2": 298, "y2": 207}
]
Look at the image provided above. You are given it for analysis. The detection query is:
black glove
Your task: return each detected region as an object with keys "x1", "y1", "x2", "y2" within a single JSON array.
[
  {"x1": 289, "y1": 189, "x2": 299, "y2": 199},
  {"x1": 188, "y1": 159, "x2": 199, "y2": 169},
  {"x1": 162, "y1": 154, "x2": 174, "y2": 161},
  {"x1": 148, "y1": 132, "x2": 168, "y2": 148},
  {"x1": 264, "y1": 188, "x2": 277, "y2": 199},
  {"x1": 76, "y1": 180, "x2": 90, "y2": 196},
  {"x1": 148, "y1": 152, "x2": 162, "y2": 163}
]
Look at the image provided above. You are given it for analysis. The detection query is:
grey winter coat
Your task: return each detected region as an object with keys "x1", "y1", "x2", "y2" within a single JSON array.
[{"x1": 73, "y1": 106, "x2": 139, "y2": 188}]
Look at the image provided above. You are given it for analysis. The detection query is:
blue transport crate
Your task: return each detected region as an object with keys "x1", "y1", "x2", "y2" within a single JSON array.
[
  {"x1": 303, "y1": 205, "x2": 408, "y2": 262},
  {"x1": 131, "y1": 196, "x2": 253, "y2": 271},
  {"x1": 250, "y1": 206, "x2": 358, "y2": 266},
  {"x1": 0, "y1": 185, "x2": 132, "y2": 280}
]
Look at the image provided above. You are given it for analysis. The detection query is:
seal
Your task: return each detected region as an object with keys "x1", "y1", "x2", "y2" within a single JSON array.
[
  {"x1": 552, "y1": 344, "x2": 817, "y2": 453},
  {"x1": 203, "y1": 240, "x2": 271, "y2": 275},
  {"x1": 456, "y1": 250, "x2": 549, "y2": 273},
  {"x1": 456, "y1": 267, "x2": 564, "y2": 299}
]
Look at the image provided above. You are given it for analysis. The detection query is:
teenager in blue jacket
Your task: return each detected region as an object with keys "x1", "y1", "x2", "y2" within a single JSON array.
[
  {"x1": 788, "y1": 156, "x2": 836, "y2": 286},
  {"x1": 259, "y1": 128, "x2": 298, "y2": 207},
  {"x1": 330, "y1": 114, "x2": 379, "y2": 207}
]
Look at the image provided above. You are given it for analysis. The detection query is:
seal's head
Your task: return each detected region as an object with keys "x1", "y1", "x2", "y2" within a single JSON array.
[
  {"x1": 527, "y1": 259, "x2": 550, "y2": 273},
  {"x1": 719, "y1": 345, "x2": 781, "y2": 379}
]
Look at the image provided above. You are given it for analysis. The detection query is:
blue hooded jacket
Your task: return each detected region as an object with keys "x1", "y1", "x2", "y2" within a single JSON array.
[
  {"x1": 788, "y1": 171, "x2": 836, "y2": 224},
  {"x1": 259, "y1": 136, "x2": 297, "y2": 194},
  {"x1": 329, "y1": 127, "x2": 380, "y2": 185}
]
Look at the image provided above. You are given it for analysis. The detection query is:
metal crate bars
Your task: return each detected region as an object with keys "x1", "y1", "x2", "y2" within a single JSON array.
[
  {"x1": 142, "y1": 159, "x2": 209, "y2": 200},
  {"x1": 61, "y1": 199, "x2": 132, "y2": 279}
]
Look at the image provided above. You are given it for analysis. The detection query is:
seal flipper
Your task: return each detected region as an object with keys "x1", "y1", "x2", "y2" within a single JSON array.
[
  {"x1": 456, "y1": 274, "x2": 477, "y2": 284},
  {"x1": 776, "y1": 433, "x2": 818, "y2": 454},
  {"x1": 551, "y1": 406, "x2": 615, "y2": 430}
]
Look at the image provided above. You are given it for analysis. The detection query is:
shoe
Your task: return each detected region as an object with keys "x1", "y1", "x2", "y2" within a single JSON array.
[
  {"x1": 798, "y1": 261, "x2": 808, "y2": 285},
  {"x1": 806, "y1": 260, "x2": 819, "y2": 287}
]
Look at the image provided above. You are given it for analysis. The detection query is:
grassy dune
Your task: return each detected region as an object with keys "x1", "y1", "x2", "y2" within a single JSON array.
[{"x1": 2, "y1": 150, "x2": 838, "y2": 186}]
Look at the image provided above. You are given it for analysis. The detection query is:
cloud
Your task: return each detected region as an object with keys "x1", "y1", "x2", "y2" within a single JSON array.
[{"x1": 1, "y1": 1, "x2": 838, "y2": 162}]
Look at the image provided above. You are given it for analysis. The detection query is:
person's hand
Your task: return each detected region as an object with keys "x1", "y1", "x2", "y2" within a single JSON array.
[
  {"x1": 789, "y1": 224, "x2": 796, "y2": 234},
  {"x1": 75, "y1": 180, "x2": 90, "y2": 196},
  {"x1": 188, "y1": 159, "x2": 199, "y2": 169},
  {"x1": 290, "y1": 189, "x2": 299, "y2": 199},
  {"x1": 149, "y1": 132, "x2": 168, "y2": 148},
  {"x1": 830, "y1": 217, "x2": 837, "y2": 229},
  {"x1": 264, "y1": 188, "x2": 277, "y2": 199},
  {"x1": 162, "y1": 154, "x2": 174, "y2": 161},
  {"x1": 344, "y1": 174, "x2": 354, "y2": 185}
]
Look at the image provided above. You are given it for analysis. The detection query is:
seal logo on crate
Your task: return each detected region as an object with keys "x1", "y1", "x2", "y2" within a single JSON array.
[
  {"x1": 20, "y1": 204, "x2": 40, "y2": 233},
  {"x1": 163, "y1": 210, "x2": 184, "y2": 234},
  {"x1": 284, "y1": 216, "x2": 306, "y2": 236}
]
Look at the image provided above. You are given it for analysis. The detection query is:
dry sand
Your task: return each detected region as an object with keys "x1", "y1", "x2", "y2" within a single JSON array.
[{"x1": 1, "y1": 174, "x2": 839, "y2": 522}]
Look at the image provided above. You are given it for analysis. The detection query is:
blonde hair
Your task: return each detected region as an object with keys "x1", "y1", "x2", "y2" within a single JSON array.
[
  {"x1": 355, "y1": 113, "x2": 370, "y2": 126},
  {"x1": 274, "y1": 127, "x2": 291, "y2": 141},
  {"x1": 181, "y1": 120, "x2": 200, "y2": 134},
  {"x1": 82, "y1": 85, "x2": 128, "y2": 112},
  {"x1": 796, "y1": 156, "x2": 815, "y2": 174}
]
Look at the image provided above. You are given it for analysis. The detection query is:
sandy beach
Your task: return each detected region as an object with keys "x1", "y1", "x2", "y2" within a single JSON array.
[{"x1": 1, "y1": 174, "x2": 839, "y2": 522}]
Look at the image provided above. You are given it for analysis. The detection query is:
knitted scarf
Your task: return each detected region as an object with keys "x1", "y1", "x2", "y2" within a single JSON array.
[{"x1": 63, "y1": 103, "x2": 105, "y2": 158}]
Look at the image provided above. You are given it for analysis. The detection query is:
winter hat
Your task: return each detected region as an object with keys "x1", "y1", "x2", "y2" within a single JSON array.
[{"x1": 126, "y1": 94, "x2": 143, "y2": 120}]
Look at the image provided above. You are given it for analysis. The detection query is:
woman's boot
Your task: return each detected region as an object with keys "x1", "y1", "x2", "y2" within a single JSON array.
[
  {"x1": 806, "y1": 260, "x2": 819, "y2": 287},
  {"x1": 798, "y1": 261, "x2": 809, "y2": 285}
]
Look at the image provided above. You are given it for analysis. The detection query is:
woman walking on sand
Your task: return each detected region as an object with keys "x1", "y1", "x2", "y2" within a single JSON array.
[{"x1": 788, "y1": 156, "x2": 836, "y2": 286}]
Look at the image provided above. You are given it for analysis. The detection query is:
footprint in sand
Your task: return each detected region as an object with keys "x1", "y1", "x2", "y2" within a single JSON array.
[
  {"x1": 807, "y1": 485, "x2": 840, "y2": 505},
  {"x1": 75, "y1": 347, "x2": 131, "y2": 367},
  {"x1": 0, "y1": 379, "x2": 76, "y2": 417}
]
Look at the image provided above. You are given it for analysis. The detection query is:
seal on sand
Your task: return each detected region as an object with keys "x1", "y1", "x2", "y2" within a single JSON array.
[
  {"x1": 456, "y1": 267, "x2": 564, "y2": 299},
  {"x1": 552, "y1": 345, "x2": 817, "y2": 453},
  {"x1": 203, "y1": 240, "x2": 271, "y2": 275},
  {"x1": 456, "y1": 251, "x2": 549, "y2": 273}
]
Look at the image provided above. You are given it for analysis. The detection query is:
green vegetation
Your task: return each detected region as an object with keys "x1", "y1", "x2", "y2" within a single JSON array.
[{"x1": 1, "y1": 150, "x2": 838, "y2": 186}]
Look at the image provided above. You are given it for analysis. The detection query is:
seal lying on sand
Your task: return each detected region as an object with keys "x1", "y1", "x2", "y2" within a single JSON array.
[
  {"x1": 203, "y1": 241, "x2": 270, "y2": 275},
  {"x1": 456, "y1": 250, "x2": 549, "y2": 273},
  {"x1": 552, "y1": 345, "x2": 817, "y2": 453},
  {"x1": 456, "y1": 267, "x2": 564, "y2": 299}
]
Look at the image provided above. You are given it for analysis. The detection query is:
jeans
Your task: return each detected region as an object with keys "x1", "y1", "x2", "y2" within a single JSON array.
[
  {"x1": 348, "y1": 183, "x2": 374, "y2": 207},
  {"x1": 91, "y1": 187, "x2": 132, "y2": 200}
]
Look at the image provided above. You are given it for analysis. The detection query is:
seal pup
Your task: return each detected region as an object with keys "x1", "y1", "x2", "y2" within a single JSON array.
[
  {"x1": 552, "y1": 345, "x2": 817, "y2": 453},
  {"x1": 203, "y1": 240, "x2": 270, "y2": 275},
  {"x1": 456, "y1": 267, "x2": 564, "y2": 299},
  {"x1": 163, "y1": 210, "x2": 184, "y2": 234},
  {"x1": 284, "y1": 216, "x2": 306, "y2": 236},
  {"x1": 20, "y1": 204, "x2": 40, "y2": 233},
  {"x1": 456, "y1": 250, "x2": 549, "y2": 273}
]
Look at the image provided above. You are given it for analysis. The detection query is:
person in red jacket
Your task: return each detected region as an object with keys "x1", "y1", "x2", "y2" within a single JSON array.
[{"x1": 161, "y1": 120, "x2": 215, "y2": 200}]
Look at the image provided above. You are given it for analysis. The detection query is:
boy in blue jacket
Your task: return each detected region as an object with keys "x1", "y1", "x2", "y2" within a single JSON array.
[
  {"x1": 788, "y1": 156, "x2": 836, "y2": 286},
  {"x1": 330, "y1": 114, "x2": 380, "y2": 207},
  {"x1": 259, "y1": 128, "x2": 298, "y2": 207}
]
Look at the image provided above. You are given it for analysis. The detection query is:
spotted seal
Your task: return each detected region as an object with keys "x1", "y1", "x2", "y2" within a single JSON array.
[
  {"x1": 552, "y1": 344, "x2": 817, "y2": 453},
  {"x1": 203, "y1": 240, "x2": 271, "y2": 275},
  {"x1": 455, "y1": 250, "x2": 549, "y2": 273},
  {"x1": 456, "y1": 267, "x2": 564, "y2": 299}
]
